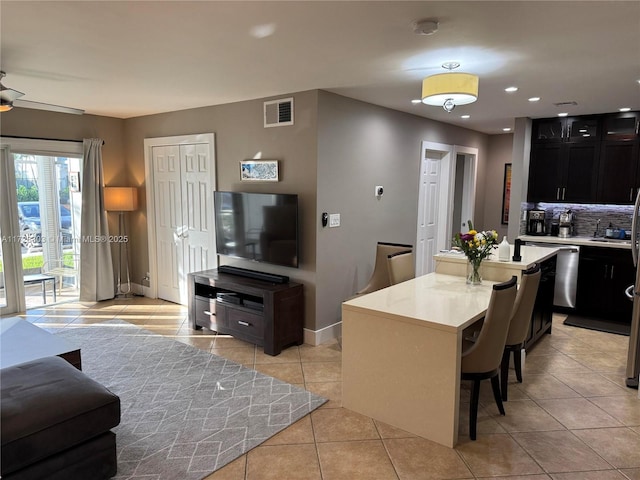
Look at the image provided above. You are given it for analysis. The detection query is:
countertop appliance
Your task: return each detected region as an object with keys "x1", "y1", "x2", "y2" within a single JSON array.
[
  {"x1": 626, "y1": 191, "x2": 640, "y2": 389},
  {"x1": 558, "y1": 210, "x2": 574, "y2": 238},
  {"x1": 526, "y1": 241, "x2": 579, "y2": 309},
  {"x1": 527, "y1": 209, "x2": 546, "y2": 236}
]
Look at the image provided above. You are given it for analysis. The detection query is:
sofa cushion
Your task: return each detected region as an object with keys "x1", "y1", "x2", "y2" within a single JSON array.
[{"x1": 1, "y1": 356, "x2": 120, "y2": 476}]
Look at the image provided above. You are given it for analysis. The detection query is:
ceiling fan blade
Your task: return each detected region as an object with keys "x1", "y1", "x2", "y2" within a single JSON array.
[
  {"x1": 13, "y1": 99, "x2": 84, "y2": 115},
  {"x1": 0, "y1": 86, "x2": 25, "y2": 102}
]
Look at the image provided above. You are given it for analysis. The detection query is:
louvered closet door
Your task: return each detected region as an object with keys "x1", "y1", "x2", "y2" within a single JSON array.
[{"x1": 152, "y1": 144, "x2": 216, "y2": 305}]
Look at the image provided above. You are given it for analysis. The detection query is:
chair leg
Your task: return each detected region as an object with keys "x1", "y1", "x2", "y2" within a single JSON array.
[
  {"x1": 514, "y1": 348, "x2": 523, "y2": 383},
  {"x1": 469, "y1": 379, "x2": 481, "y2": 441},
  {"x1": 500, "y1": 349, "x2": 511, "y2": 401},
  {"x1": 491, "y1": 374, "x2": 506, "y2": 416}
]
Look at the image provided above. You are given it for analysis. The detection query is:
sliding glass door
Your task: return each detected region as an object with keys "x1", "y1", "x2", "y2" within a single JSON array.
[{"x1": 0, "y1": 138, "x2": 82, "y2": 314}]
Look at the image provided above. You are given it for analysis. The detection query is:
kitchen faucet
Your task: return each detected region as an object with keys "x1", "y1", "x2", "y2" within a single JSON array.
[{"x1": 594, "y1": 218, "x2": 601, "y2": 238}]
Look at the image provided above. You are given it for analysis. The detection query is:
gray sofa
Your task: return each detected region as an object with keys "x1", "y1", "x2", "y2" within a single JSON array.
[{"x1": 1, "y1": 356, "x2": 121, "y2": 480}]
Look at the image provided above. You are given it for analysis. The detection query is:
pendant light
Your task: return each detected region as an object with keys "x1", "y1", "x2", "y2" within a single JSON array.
[{"x1": 422, "y1": 62, "x2": 479, "y2": 112}]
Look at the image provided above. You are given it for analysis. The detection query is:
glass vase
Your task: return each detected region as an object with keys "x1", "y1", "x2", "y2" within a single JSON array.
[{"x1": 467, "y1": 258, "x2": 482, "y2": 285}]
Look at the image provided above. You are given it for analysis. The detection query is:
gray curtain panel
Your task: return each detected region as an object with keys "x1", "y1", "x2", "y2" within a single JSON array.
[{"x1": 79, "y1": 138, "x2": 115, "y2": 301}]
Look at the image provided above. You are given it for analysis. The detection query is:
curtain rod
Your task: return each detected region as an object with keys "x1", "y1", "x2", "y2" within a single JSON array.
[{"x1": 1, "y1": 135, "x2": 105, "y2": 145}]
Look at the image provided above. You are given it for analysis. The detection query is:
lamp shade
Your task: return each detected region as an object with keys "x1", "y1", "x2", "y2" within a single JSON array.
[
  {"x1": 104, "y1": 186, "x2": 138, "y2": 212},
  {"x1": 422, "y1": 72, "x2": 479, "y2": 106}
]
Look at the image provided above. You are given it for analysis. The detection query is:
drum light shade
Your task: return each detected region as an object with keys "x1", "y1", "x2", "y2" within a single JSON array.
[
  {"x1": 422, "y1": 72, "x2": 479, "y2": 109},
  {"x1": 104, "y1": 186, "x2": 138, "y2": 212}
]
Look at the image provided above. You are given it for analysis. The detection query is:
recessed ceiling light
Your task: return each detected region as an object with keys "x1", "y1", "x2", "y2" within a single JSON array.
[
  {"x1": 460, "y1": 114, "x2": 470, "y2": 119},
  {"x1": 558, "y1": 112, "x2": 569, "y2": 117},
  {"x1": 620, "y1": 107, "x2": 631, "y2": 112},
  {"x1": 528, "y1": 97, "x2": 541, "y2": 102},
  {"x1": 503, "y1": 127, "x2": 512, "y2": 132},
  {"x1": 505, "y1": 86, "x2": 518, "y2": 93},
  {"x1": 411, "y1": 99, "x2": 422, "y2": 104}
]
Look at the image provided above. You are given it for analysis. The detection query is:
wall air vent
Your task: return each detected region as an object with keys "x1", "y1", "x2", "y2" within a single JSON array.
[{"x1": 264, "y1": 97, "x2": 294, "y2": 128}]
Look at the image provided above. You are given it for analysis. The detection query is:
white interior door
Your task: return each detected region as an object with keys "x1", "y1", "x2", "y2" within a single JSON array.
[
  {"x1": 149, "y1": 137, "x2": 216, "y2": 305},
  {"x1": 416, "y1": 148, "x2": 443, "y2": 276},
  {"x1": 152, "y1": 145, "x2": 183, "y2": 304},
  {"x1": 416, "y1": 142, "x2": 477, "y2": 277}
]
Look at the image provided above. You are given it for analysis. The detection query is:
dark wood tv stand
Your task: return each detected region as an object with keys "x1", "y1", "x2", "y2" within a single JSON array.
[{"x1": 188, "y1": 268, "x2": 304, "y2": 356}]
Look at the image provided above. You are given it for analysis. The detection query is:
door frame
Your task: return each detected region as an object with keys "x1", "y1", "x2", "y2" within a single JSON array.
[
  {"x1": 143, "y1": 133, "x2": 216, "y2": 299},
  {"x1": 416, "y1": 141, "x2": 477, "y2": 276}
]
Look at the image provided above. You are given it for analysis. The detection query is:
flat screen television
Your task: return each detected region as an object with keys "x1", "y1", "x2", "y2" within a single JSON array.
[{"x1": 214, "y1": 191, "x2": 299, "y2": 268}]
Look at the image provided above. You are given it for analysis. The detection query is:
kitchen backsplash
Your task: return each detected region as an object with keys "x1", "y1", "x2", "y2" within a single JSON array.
[{"x1": 519, "y1": 202, "x2": 633, "y2": 237}]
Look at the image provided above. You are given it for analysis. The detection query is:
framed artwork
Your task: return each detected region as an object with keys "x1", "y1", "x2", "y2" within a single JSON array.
[
  {"x1": 501, "y1": 163, "x2": 512, "y2": 225},
  {"x1": 240, "y1": 160, "x2": 279, "y2": 182},
  {"x1": 69, "y1": 171, "x2": 81, "y2": 192}
]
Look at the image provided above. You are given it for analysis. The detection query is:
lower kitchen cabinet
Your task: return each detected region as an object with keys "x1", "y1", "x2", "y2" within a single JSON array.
[
  {"x1": 525, "y1": 255, "x2": 556, "y2": 349},
  {"x1": 576, "y1": 246, "x2": 634, "y2": 321}
]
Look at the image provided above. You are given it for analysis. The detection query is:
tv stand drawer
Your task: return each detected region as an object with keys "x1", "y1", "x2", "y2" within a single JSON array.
[{"x1": 220, "y1": 304, "x2": 264, "y2": 344}]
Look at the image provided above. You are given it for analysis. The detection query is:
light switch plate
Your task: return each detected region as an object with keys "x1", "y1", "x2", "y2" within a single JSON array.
[{"x1": 329, "y1": 213, "x2": 341, "y2": 227}]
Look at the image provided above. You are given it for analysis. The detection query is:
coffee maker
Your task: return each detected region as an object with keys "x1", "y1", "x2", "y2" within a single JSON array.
[
  {"x1": 527, "y1": 209, "x2": 546, "y2": 235},
  {"x1": 558, "y1": 210, "x2": 574, "y2": 238}
]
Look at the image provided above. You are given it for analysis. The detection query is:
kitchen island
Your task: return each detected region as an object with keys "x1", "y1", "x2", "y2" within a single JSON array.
[
  {"x1": 434, "y1": 244, "x2": 560, "y2": 349},
  {"x1": 342, "y1": 273, "x2": 496, "y2": 447},
  {"x1": 433, "y1": 244, "x2": 560, "y2": 281}
]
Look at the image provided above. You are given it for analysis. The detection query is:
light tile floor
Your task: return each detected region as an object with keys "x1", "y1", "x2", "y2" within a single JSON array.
[{"x1": 19, "y1": 298, "x2": 640, "y2": 480}]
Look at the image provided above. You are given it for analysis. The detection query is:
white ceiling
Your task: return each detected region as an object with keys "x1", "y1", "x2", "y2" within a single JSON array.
[{"x1": 1, "y1": 1, "x2": 639, "y2": 134}]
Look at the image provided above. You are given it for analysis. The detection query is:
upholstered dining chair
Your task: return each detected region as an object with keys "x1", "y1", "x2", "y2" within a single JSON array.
[
  {"x1": 500, "y1": 264, "x2": 541, "y2": 401},
  {"x1": 387, "y1": 250, "x2": 415, "y2": 285},
  {"x1": 354, "y1": 242, "x2": 413, "y2": 296},
  {"x1": 461, "y1": 275, "x2": 517, "y2": 441}
]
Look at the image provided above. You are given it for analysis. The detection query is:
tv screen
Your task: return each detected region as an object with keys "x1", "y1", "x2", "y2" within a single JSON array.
[{"x1": 214, "y1": 191, "x2": 299, "y2": 268}]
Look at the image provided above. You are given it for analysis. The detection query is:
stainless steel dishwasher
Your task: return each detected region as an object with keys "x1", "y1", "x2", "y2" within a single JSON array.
[{"x1": 527, "y1": 242, "x2": 580, "y2": 309}]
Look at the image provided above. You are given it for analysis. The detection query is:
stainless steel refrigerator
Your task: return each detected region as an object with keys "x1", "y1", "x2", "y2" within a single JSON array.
[{"x1": 626, "y1": 191, "x2": 640, "y2": 389}]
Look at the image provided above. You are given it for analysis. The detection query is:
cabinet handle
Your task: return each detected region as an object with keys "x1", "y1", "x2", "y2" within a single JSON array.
[
  {"x1": 204, "y1": 310, "x2": 215, "y2": 316},
  {"x1": 237, "y1": 321, "x2": 251, "y2": 327},
  {"x1": 557, "y1": 187, "x2": 561, "y2": 200},
  {"x1": 562, "y1": 187, "x2": 566, "y2": 200},
  {"x1": 610, "y1": 265, "x2": 614, "y2": 279}
]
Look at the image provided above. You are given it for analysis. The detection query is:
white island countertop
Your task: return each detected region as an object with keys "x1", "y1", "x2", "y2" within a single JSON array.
[{"x1": 434, "y1": 245, "x2": 560, "y2": 282}]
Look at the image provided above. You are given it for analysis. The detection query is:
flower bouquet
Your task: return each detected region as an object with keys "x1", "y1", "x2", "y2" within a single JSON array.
[{"x1": 451, "y1": 220, "x2": 499, "y2": 285}]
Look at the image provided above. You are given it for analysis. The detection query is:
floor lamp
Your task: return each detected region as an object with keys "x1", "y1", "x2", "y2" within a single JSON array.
[{"x1": 104, "y1": 186, "x2": 138, "y2": 296}]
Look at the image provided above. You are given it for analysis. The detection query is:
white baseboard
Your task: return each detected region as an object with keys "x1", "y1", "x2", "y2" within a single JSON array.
[{"x1": 304, "y1": 320, "x2": 342, "y2": 346}]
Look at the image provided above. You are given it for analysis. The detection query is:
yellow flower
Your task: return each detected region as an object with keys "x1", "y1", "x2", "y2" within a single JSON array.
[{"x1": 468, "y1": 229, "x2": 477, "y2": 235}]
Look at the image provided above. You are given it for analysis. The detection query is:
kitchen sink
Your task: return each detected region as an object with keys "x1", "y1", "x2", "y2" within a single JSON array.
[{"x1": 589, "y1": 238, "x2": 631, "y2": 244}]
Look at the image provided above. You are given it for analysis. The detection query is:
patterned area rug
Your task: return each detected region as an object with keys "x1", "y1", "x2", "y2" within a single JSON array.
[{"x1": 55, "y1": 320, "x2": 326, "y2": 479}]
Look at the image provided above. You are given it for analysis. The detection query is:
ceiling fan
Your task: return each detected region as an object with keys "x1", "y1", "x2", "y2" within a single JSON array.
[{"x1": 0, "y1": 71, "x2": 84, "y2": 115}]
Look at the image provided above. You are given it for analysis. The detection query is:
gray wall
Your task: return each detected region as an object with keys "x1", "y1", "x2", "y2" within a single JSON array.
[
  {"x1": 484, "y1": 133, "x2": 515, "y2": 240},
  {"x1": 123, "y1": 90, "x2": 319, "y2": 329},
  {"x1": 314, "y1": 91, "x2": 490, "y2": 331}
]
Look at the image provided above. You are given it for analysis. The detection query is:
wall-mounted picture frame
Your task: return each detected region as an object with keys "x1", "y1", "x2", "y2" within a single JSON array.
[
  {"x1": 240, "y1": 160, "x2": 279, "y2": 182},
  {"x1": 501, "y1": 163, "x2": 512, "y2": 225},
  {"x1": 69, "y1": 171, "x2": 81, "y2": 192}
]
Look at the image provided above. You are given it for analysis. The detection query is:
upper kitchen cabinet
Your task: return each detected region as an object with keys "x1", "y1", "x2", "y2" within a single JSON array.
[
  {"x1": 603, "y1": 111, "x2": 640, "y2": 140},
  {"x1": 532, "y1": 115, "x2": 600, "y2": 144},
  {"x1": 598, "y1": 112, "x2": 640, "y2": 204},
  {"x1": 529, "y1": 112, "x2": 639, "y2": 204},
  {"x1": 528, "y1": 137, "x2": 600, "y2": 203},
  {"x1": 597, "y1": 140, "x2": 640, "y2": 204}
]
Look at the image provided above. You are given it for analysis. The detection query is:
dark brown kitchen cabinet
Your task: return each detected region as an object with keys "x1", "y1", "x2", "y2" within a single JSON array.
[
  {"x1": 532, "y1": 116, "x2": 601, "y2": 144},
  {"x1": 527, "y1": 142, "x2": 599, "y2": 202},
  {"x1": 597, "y1": 140, "x2": 640, "y2": 204},
  {"x1": 529, "y1": 112, "x2": 639, "y2": 204},
  {"x1": 576, "y1": 246, "x2": 634, "y2": 321},
  {"x1": 603, "y1": 111, "x2": 640, "y2": 140}
]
